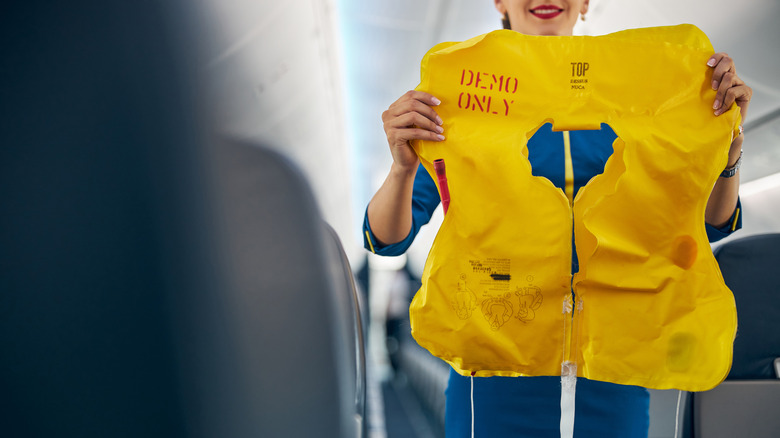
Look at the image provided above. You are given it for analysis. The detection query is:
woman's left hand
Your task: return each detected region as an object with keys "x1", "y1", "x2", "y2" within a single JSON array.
[{"x1": 708, "y1": 53, "x2": 752, "y2": 120}]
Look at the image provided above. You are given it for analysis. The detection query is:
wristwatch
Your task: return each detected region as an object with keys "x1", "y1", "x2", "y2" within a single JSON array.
[{"x1": 720, "y1": 151, "x2": 742, "y2": 178}]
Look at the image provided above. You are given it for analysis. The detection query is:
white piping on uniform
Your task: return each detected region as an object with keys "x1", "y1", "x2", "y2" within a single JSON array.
[{"x1": 470, "y1": 375, "x2": 475, "y2": 438}]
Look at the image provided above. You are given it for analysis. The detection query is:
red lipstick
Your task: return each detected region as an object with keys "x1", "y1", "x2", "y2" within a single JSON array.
[{"x1": 530, "y1": 5, "x2": 564, "y2": 19}]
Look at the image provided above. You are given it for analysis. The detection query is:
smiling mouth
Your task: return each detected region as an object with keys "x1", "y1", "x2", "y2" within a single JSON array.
[{"x1": 530, "y1": 6, "x2": 564, "y2": 19}]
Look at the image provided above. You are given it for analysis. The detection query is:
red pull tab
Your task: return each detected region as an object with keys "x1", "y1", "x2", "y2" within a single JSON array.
[{"x1": 434, "y1": 159, "x2": 450, "y2": 215}]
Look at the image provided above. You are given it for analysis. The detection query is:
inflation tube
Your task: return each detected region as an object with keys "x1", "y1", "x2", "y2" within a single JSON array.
[{"x1": 434, "y1": 159, "x2": 450, "y2": 214}]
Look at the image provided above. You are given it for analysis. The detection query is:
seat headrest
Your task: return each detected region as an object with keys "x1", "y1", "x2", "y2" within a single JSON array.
[{"x1": 714, "y1": 233, "x2": 780, "y2": 379}]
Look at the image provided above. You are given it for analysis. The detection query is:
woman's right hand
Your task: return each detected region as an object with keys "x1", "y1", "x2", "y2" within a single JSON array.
[{"x1": 381, "y1": 90, "x2": 445, "y2": 171}]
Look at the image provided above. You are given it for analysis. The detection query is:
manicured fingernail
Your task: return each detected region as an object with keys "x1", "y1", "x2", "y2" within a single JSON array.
[
  {"x1": 713, "y1": 100, "x2": 720, "y2": 110},
  {"x1": 436, "y1": 134, "x2": 445, "y2": 141},
  {"x1": 435, "y1": 126, "x2": 444, "y2": 133},
  {"x1": 707, "y1": 58, "x2": 716, "y2": 67},
  {"x1": 712, "y1": 80, "x2": 718, "y2": 90},
  {"x1": 714, "y1": 109, "x2": 721, "y2": 116},
  {"x1": 435, "y1": 115, "x2": 443, "y2": 125},
  {"x1": 431, "y1": 97, "x2": 441, "y2": 105}
]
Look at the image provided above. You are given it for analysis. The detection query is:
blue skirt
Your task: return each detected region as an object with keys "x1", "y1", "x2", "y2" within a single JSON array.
[{"x1": 445, "y1": 369, "x2": 649, "y2": 437}]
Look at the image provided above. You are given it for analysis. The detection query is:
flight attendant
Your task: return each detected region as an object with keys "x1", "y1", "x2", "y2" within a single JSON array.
[{"x1": 363, "y1": 1, "x2": 751, "y2": 436}]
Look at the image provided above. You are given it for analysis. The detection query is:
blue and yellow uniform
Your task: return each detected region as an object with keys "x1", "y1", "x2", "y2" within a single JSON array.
[{"x1": 363, "y1": 124, "x2": 741, "y2": 437}]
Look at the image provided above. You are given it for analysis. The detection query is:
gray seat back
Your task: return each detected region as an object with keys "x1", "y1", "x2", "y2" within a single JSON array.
[
  {"x1": 0, "y1": 1, "x2": 360, "y2": 436},
  {"x1": 687, "y1": 233, "x2": 780, "y2": 438},
  {"x1": 324, "y1": 223, "x2": 368, "y2": 437},
  {"x1": 716, "y1": 233, "x2": 780, "y2": 379},
  {"x1": 192, "y1": 140, "x2": 359, "y2": 438},
  {"x1": 0, "y1": 2, "x2": 198, "y2": 436},
  {"x1": 693, "y1": 381, "x2": 780, "y2": 438}
]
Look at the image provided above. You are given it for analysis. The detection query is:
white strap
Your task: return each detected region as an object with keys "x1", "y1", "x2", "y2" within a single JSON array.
[
  {"x1": 560, "y1": 361, "x2": 576, "y2": 438},
  {"x1": 560, "y1": 294, "x2": 576, "y2": 438}
]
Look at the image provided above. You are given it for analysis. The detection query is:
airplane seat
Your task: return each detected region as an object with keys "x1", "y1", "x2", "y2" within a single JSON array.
[
  {"x1": 0, "y1": 1, "x2": 362, "y2": 437},
  {"x1": 716, "y1": 233, "x2": 780, "y2": 381},
  {"x1": 682, "y1": 233, "x2": 780, "y2": 438},
  {"x1": 399, "y1": 338, "x2": 450, "y2": 432},
  {"x1": 203, "y1": 140, "x2": 362, "y2": 438},
  {"x1": 1, "y1": 1, "x2": 199, "y2": 436},
  {"x1": 323, "y1": 222, "x2": 369, "y2": 438}
]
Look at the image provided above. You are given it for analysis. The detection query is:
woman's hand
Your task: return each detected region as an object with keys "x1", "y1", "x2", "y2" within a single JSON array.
[
  {"x1": 367, "y1": 91, "x2": 444, "y2": 246},
  {"x1": 708, "y1": 53, "x2": 752, "y2": 121},
  {"x1": 381, "y1": 91, "x2": 445, "y2": 172},
  {"x1": 708, "y1": 52, "x2": 751, "y2": 164},
  {"x1": 704, "y1": 53, "x2": 750, "y2": 228}
]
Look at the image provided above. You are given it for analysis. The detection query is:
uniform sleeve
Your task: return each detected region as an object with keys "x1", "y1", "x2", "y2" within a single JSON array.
[
  {"x1": 705, "y1": 198, "x2": 742, "y2": 243},
  {"x1": 363, "y1": 164, "x2": 441, "y2": 256}
]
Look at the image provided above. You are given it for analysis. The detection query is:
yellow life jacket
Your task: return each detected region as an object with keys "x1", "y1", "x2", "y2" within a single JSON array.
[{"x1": 410, "y1": 25, "x2": 741, "y2": 392}]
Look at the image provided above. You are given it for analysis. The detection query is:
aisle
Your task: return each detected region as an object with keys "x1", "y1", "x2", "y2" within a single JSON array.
[{"x1": 382, "y1": 376, "x2": 441, "y2": 438}]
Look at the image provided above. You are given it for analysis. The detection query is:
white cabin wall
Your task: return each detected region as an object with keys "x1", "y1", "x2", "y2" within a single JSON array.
[{"x1": 192, "y1": 0, "x2": 358, "y2": 262}]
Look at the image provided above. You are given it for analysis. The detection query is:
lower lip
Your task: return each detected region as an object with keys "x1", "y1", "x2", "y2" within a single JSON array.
[{"x1": 531, "y1": 10, "x2": 563, "y2": 19}]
